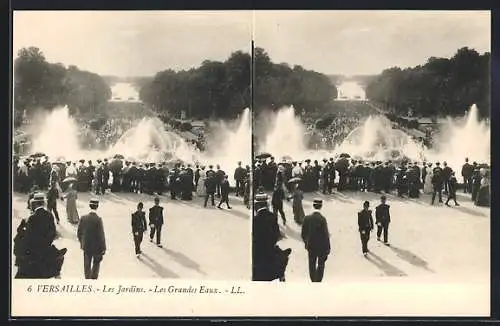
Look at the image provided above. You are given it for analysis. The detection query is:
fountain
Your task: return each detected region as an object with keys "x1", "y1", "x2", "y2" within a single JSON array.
[
  {"x1": 258, "y1": 104, "x2": 490, "y2": 174},
  {"x1": 425, "y1": 104, "x2": 490, "y2": 173},
  {"x1": 259, "y1": 106, "x2": 308, "y2": 160},
  {"x1": 336, "y1": 115, "x2": 425, "y2": 162},
  {"x1": 23, "y1": 105, "x2": 251, "y2": 184}
]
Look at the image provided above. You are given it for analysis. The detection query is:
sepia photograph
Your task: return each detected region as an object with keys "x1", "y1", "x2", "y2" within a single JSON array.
[
  {"x1": 10, "y1": 9, "x2": 492, "y2": 317},
  {"x1": 11, "y1": 11, "x2": 252, "y2": 282},
  {"x1": 252, "y1": 10, "x2": 490, "y2": 288}
]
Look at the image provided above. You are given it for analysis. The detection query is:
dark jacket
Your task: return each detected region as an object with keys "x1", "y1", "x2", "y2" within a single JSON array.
[
  {"x1": 77, "y1": 212, "x2": 106, "y2": 255},
  {"x1": 301, "y1": 211, "x2": 331, "y2": 255},
  {"x1": 253, "y1": 208, "x2": 280, "y2": 253},
  {"x1": 131, "y1": 211, "x2": 147, "y2": 234},
  {"x1": 46, "y1": 186, "x2": 59, "y2": 207},
  {"x1": 358, "y1": 209, "x2": 374, "y2": 232},
  {"x1": 220, "y1": 179, "x2": 230, "y2": 196},
  {"x1": 375, "y1": 204, "x2": 391, "y2": 225},
  {"x1": 271, "y1": 187, "x2": 285, "y2": 208},
  {"x1": 25, "y1": 207, "x2": 57, "y2": 254},
  {"x1": 149, "y1": 205, "x2": 164, "y2": 226}
]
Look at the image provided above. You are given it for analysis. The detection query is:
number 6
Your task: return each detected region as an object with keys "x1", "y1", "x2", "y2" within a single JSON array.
[{"x1": 27, "y1": 285, "x2": 32, "y2": 292}]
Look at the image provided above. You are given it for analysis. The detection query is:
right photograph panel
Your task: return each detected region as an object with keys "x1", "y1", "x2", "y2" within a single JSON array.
[{"x1": 252, "y1": 10, "x2": 490, "y2": 283}]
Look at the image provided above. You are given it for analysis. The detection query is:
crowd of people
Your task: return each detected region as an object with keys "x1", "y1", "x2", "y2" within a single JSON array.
[
  {"x1": 252, "y1": 154, "x2": 490, "y2": 282},
  {"x1": 13, "y1": 154, "x2": 251, "y2": 279},
  {"x1": 254, "y1": 155, "x2": 490, "y2": 222}
]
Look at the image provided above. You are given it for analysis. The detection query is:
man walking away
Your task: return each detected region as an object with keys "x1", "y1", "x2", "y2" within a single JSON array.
[
  {"x1": 217, "y1": 175, "x2": 232, "y2": 209},
  {"x1": 445, "y1": 172, "x2": 460, "y2": 207},
  {"x1": 375, "y1": 196, "x2": 391, "y2": 245},
  {"x1": 149, "y1": 197, "x2": 164, "y2": 247},
  {"x1": 358, "y1": 201, "x2": 374, "y2": 256},
  {"x1": 301, "y1": 199, "x2": 331, "y2": 282},
  {"x1": 77, "y1": 198, "x2": 106, "y2": 279},
  {"x1": 461, "y1": 158, "x2": 473, "y2": 193},
  {"x1": 132, "y1": 202, "x2": 147, "y2": 257},
  {"x1": 271, "y1": 184, "x2": 286, "y2": 225},
  {"x1": 46, "y1": 181, "x2": 61, "y2": 224}
]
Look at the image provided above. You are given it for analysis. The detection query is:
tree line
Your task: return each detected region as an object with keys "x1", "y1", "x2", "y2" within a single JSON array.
[
  {"x1": 253, "y1": 47, "x2": 337, "y2": 114},
  {"x1": 139, "y1": 51, "x2": 251, "y2": 120},
  {"x1": 14, "y1": 47, "x2": 112, "y2": 126},
  {"x1": 365, "y1": 47, "x2": 490, "y2": 118},
  {"x1": 139, "y1": 47, "x2": 337, "y2": 119}
]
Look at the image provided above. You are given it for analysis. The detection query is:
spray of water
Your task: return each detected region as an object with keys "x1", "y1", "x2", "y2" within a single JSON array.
[
  {"x1": 25, "y1": 105, "x2": 250, "y2": 184},
  {"x1": 259, "y1": 104, "x2": 490, "y2": 173},
  {"x1": 259, "y1": 106, "x2": 308, "y2": 159}
]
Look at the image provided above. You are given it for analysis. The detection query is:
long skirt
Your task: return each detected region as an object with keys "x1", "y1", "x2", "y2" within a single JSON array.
[{"x1": 66, "y1": 199, "x2": 79, "y2": 224}]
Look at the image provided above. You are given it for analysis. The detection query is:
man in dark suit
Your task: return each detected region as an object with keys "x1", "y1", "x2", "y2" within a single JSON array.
[
  {"x1": 445, "y1": 172, "x2": 460, "y2": 207},
  {"x1": 77, "y1": 199, "x2": 106, "y2": 279},
  {"x1": 301, "y1": 199, "x2": 331, "y2": 282},
  {"x1": 204, "y1": 166, "x2": 216, "y2": 207},
  {"x1": 46, "y1": 181, "x2": 61, "y2": 224},
  {"x1": 271, "y1": 184, "x2": 286, "y2": 225},
  {"x1": 131, "y1": 202, "x2": 147, "y2": 257},
  {"x1": 442, "y1": 162, "x2": 453, "y2": 195},
  {"x1": 149, "y1": 197, "x2": 164, "y2": 247},
  {"x1": 215, "y1": 164, "x2": 225, "y2": 198},
  {"x1": 234, "y1": 161, "x2": 245, "y2": 197},
  {"x1": 461, "y1": 158, "x2": 473, "y2": 193},
  {"x1": 431, "y1": 162, "x2": 444, "y2": 205},
  {"x1": 375, "y1": 196, "x2": 391, "y2": 245},
  {"x1": 358, "y1": 201, "x2": 374, "y2": 255},
  {"x1": 14, "y1": 193, "x2": 66, "y2": 278},
  {"x1": 217, "y1": 175, "x2": 231, "y2": 209}
]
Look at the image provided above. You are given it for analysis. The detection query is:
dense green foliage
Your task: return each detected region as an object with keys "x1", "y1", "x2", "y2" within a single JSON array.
[
  {"x1": 139, "y1": 51, "x2": 251, "y2": 120},
  {"x1": 139, "y1": 48, "x2": 337, "y2": 119},
  {"x1": 14, "y1": 47, "x2": 111, "y2": 126},
  {"x1": 253, "y1": 48, "x2": 337, "y2": 113},
  {"x1": 365, "y1": 47, "x2": 490, "y2": 118}
]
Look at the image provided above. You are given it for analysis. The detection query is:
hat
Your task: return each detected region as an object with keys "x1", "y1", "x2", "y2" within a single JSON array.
[
  {"x1": 305, "y1": 159, "x2": 311, "y2": 163},
  {"x1": 31, "y1": 193, "x2": 46, "y2": 204},
  {"x1": 89, "y1": 198, "x2": 99, "y2": 205},
  {"x1": 79, "y1": 159, "x2": 85, "y2": 163},
  {"x1": 254, "y1": 193, "x2": 268, "y2": 202},
  {"x1": 313, "y1": 198, "x2": 323, "y2": 205}
]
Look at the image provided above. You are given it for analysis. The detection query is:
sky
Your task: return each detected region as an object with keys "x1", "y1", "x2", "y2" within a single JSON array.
[
  {"x1": 14, "y1": 10, "x2": 490, "y2": 77},
  {"x1": 255, "y1": 10, "x2": 491, "y2": 76},
  {"x1": 13, "y1": 11, "x2": 252, "y2": 77}
]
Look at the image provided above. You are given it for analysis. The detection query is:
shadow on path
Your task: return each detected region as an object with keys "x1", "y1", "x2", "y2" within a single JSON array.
[
  {"x1": 389, "y1": 245, "x2": 434, "y2": 273},
  {"x1": 56, "y1": 223, "x2": 79, "y2": 241},
  {"x1": 160, "y1": 247, "x2": 207, "y2": 276},
  {"x1": 453, "y1": 205, "x2": 488, "y2": 218},
  {"x1": 139, "y1": 252, "x2": 180, "y2": 278},
  {"x1": 365, "y1": 252, "x2": 407, "y2": 277},
  {"x1": 219, "y1": 208, "x2": 250, "y2": 220},
  {"x1": 283, "y1": 224, "x2": 303, "y2": 242}
]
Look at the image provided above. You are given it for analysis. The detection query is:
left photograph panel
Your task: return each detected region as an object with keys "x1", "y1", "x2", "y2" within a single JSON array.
[{"x1": 11, "y1": 11, "x2": 253, "y2": 280}]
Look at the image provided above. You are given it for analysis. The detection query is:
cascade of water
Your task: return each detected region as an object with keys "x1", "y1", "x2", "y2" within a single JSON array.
[
  {"x1": 26, "y1": 103, "x2": 251, "y2": 184},
  {"x1": 259, "y1": 106, "x2": 307, "y2": 159}
]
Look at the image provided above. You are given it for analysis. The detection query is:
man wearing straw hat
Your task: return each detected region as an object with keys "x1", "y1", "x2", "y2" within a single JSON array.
[
  {"x1": 302, "y1": 199, "x2": 331, "y2": 282},
  {"x1": 77, "y1": 198, "x2": 107, "y2": 279},
  {"x1": 252, "y1": 193, "x2": 290, "y2": 281},
  {"x1": 14, "y1": 193, "x2": 66, "y2": 278}
]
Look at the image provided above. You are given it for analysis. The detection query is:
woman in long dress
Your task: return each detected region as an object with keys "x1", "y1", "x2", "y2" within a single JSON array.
[
  {"x1": 291, "y1": 183, "x2": 305, "y2": 225},
  {"x1": 64, "y1": 183, "x2": 79, "y2": 224},
  {"x1": 196, "y1": 167, "x2": 207, "y2": 197},
  {"x1": 423, "y1": 164, "x2": 434, "y2": 194}
]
